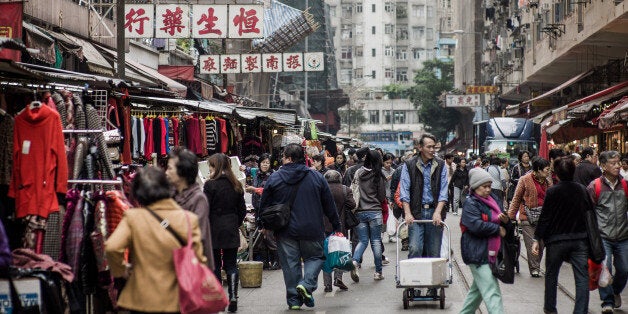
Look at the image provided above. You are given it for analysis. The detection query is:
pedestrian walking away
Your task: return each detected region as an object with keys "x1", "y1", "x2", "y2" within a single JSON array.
[
  {"x1": 574, "y1": 147, "x2": 601, "y2": 187},
  {"x1": 259, "y1": 143, "x2": 341, "y2": 310}
]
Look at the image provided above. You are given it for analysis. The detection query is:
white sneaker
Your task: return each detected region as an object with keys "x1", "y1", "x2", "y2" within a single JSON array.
[
  {"x1": 374, "y1": 272, "x2": 384, "y2": 280},
  {"x1": 602, "y1": 305, "x2": 614, "y2": 313}
]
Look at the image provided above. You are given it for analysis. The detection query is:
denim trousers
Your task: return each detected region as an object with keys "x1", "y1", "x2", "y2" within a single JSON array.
[
  {"x1": 460, "y1": 264, "x2": 504, "y2": 314},
  {"x1": 276, "y1": 236, "x2": 325, "y2": 307},
  {"x1": 544, "y1": 239, "x2": 589, "y2": 314},
  {"x1": 352, "y1": 211, "x2": 383, "y2": 273},
  {"x1": 407, "y1": 208, "x2": 443, "y2": 258},
  {"x1": 453, "y1": 187, "x2": 463, "y2": 212},
  {"x1": 599, "y1": 238, "x2": 628, "y2": 307}
]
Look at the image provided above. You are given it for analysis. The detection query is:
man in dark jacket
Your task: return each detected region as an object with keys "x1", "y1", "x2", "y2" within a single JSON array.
[
  {"x1": 260, "y1": 143, "x2": 341, "y2": 310},
  {"x1": 574, "y1": 147, "x2": 601, "y2": 187}
]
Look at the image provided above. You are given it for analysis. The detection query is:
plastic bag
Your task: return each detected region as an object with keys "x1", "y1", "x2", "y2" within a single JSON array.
[
  {"x1": 387, "y1": 211, "x2": 398, "y2": 236},
  {"x1": 322, "y1": 235, "x2": 354, "y2": 273},
  {"x1": 399, "y1": 223, "x2": 408, "y2": 240},
  {"x1": 440, "y1": 229, "x2": 450, "y2": 259},
  {"x1": 599, "y1": 257, "x2": 613, "y2": 288},
  {"x1": 588, "y1": 259, "x2": 602, "y2": 291}
]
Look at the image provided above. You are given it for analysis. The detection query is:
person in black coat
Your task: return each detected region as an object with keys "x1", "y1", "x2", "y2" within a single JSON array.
[
  {"x1": 532, "y1": 156, "x2": 590, "y2": 314},
  {"x1": 450, "y1": 158, "x2": 469, "y2": 215},
  {"x1": 204, "y1": 153, "x2": 246, "y2": 313}
]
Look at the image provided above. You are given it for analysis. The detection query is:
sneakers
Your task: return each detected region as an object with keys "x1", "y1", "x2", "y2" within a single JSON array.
[
  {"x1": 615, "y1": 294, "x2": 622, "y2": 308},
  {"x1": 350, "y1": 261, "x2": 360, "y2": 283},
  {"x1": 382, "y1": 255, "x2": 390, "y2": 265},
  {"x1": 374, "y1": 272, "x2": 384, "y2": 280},
  {"x1": 531, "y1": 270, "x2": 541, "y2": 278},
  {"x1": 296, "y1": 284, "x2": 314, "y2": 308},
  {"x1": 602, "y1": 305, "x2": 614, "y2": 313},
  {"x1": 289, "y1": 305, "x2": 301, "y2": 310},
  {"x1": 333, "y1": 279, "x2": 348, "y2": 291}
]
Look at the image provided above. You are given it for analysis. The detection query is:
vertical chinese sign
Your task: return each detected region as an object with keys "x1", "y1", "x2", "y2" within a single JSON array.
[
  {"x1": 155, "y1": 4, "x2": 190, "y2": 38},
  {"x1": 192, "y1": 5, "x2": 228, "y2": 39},
  {"x1": 0, "y1": 2, "x2": 23, "y2": 61},
  {"x1": 228, "y1": 5, "x2": 264, "y2": 39},
  {"x1": 124, "y1": 4, "x2": 154, "y2": 38}
]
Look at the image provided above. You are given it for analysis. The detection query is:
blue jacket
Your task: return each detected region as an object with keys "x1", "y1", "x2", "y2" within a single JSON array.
[
  {"x1": 260, "y1": 163, "x2": 341, "y2": 241},
  {"x1": 460, "y1": 193, "x2": 501, "y2": 266}
]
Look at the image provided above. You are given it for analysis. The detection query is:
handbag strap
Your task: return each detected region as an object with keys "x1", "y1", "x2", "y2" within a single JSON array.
[{"x1": 145, "y1": 206, "x2": 187, "y2": 247}]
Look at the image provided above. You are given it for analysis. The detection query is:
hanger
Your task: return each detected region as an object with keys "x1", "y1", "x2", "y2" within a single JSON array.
[{"x1": 29, "y1": 89, "x2": 41, "y2": 110}]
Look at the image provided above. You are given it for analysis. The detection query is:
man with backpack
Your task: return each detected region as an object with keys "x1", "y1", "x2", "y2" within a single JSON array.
[{"x1": 586, "y1": 150, "x2": 628, "y2": 313}]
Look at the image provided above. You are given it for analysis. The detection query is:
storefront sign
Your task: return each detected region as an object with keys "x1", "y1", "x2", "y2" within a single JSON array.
[
  {"x1": 466, "y1": 85, "x2": 498, "y2": 94},
  {"x1": 0, "y1": 2, "x2": 23, "y2": 62},
  {"x1": 199, "y1": 52, "x2": 324, "y2": 74},
  {"x1": 446, "y1": 94, "x2": 481, "y2": 107},
  {"x1": 125, "y1": 4, "x2": 263, "y2": 39}
]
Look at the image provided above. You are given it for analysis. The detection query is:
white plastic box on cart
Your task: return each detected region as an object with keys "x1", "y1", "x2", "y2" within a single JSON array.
[{"x1": 398, "y1": 257, "x2": 448, "y2": 286}]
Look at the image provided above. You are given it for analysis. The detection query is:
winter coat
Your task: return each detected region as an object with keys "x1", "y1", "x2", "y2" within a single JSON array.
[
  {"x1": 260, "y1": 163, "x2": 340, "y2": 241},
  {"x1": 535, "y1": 181, "x2": 589, "y2": 244},
  {"x1": 356, "y1": 167, "x2": 386, "y2": 212},
  {"x1": 324, "y1": 182, "x2": 356, "y2": 234},
  {"x1": 460, "y1": 194, "x2": 501, "y2": 266},
  {"x1": 251, "y1": 170, "x2": 273, "y2": 211},
  {"x1": 451, "y1": 167, "x2": 469, "y2": 189},
  {"x1": 586, "y1": 177, "x2": 628, "y2": 241},
  {"x1": 574, "y1": 160, "x2": 602, "y2": 187},
  {"x1": 508, "y1": 172, "x2": 552, "y2": 221},
  {"x1": 204, "y1": 176, "x2": 246, "y2": 249},
  {"x1": 174, "y1": 183, "x2": 215, "y2": 270}
]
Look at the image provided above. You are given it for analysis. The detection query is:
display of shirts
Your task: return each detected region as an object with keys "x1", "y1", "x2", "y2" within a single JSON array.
[
  {"x1": 199, "y1": 119, "x2": 208, "y2": 156},
  {"x1": 0, "y1": 114, "x2": 14, "y2": 185},
  {"x1": 139, "y1": 117, "x2": 145, "y2": 156},
  {"x1": 9, "y1": 104, "x2": 68, "y2": 219},
  {"x1": 159, "y1": 118, "x2": 167, "y2": 156},
  {"x1": 144, "y1": 118, "x2": 154, "y2": 159},
  {"x1": 216, "y1": 117, "x2": 229, "y2": 153},
  {"x1": 206, "y1": 119, "x2": 217, "y2": 155}
]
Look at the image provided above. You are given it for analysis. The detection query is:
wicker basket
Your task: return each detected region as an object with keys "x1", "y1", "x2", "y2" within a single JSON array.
[{"x1": 238, "y1": 261, "x2": 263, "y2": 288}]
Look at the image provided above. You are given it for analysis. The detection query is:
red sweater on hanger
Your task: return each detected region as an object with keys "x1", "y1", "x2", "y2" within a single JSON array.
[{"x1": 9, "y1": 104, "x2": 68, "y2": 219}]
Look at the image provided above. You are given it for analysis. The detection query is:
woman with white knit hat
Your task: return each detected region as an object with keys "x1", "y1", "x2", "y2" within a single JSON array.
[{"x1": 459, "y1": 168, "x2": 510, "y2": 314}]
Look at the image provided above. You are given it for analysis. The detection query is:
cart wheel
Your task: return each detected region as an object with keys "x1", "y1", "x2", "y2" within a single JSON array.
[
  {"x1": 402, "y1": 289, "x2": 409, "y2": 309},
  {"x1": 439, "y1": 288, "x2": 445, "y2": 309}
]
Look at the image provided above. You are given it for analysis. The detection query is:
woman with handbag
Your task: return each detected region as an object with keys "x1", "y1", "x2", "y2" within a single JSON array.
[
  {"x1": 460, "y1": 168, "x2": 509, "y2": 314},
  {"x1": 507, "y1": 156, "x2": 552, "y2": 277},
  {"x1": 105, "y1": 167, "x2": 206, "y2": 314},
  {"x1": 204, "y1": 153, "x2": 246, "y2": 313},
  {"x1": 532, "y1": 156, "x2": 591, "y2": 314},
  {"x1": 322, "y1": 170, "x2": 356, "y2": 292}
]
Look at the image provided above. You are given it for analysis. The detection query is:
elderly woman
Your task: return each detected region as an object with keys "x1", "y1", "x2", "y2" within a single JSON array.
[
  {"x1": 460, "y1": 168, "x2": 509, "y2": 314},
  {"x1": 508, "y1": 156, "x2": 552, "y2": 277},
  {"x1": 105, "y1": 167, "x2": 206, "y2": 314}
]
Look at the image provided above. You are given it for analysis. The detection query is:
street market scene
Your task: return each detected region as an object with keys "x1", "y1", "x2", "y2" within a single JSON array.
[{"x1": 0, "y1": 0, "x2": 627, "y2": 313}]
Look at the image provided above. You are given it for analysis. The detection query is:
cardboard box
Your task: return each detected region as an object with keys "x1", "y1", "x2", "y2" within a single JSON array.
[
  {"x1": 0, "y1": 278, "x2": 42, "y2": 314},
  {"x1": 398, "y1": 257, "x2": 448, "y2": 286}
]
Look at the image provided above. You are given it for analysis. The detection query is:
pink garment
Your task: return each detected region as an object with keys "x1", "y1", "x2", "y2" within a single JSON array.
[
  {"x1": 160, "y1": 117, "x2": 167, "y2": 155},
  {"x1": 12, "y1": 248, "x2": 74, "y2": 282},
  {"x1": 474, "y1": 193, "x2": 502, "y2": 264}
]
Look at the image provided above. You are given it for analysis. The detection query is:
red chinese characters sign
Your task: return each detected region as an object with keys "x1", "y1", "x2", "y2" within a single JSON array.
[
  {"x1": 466, "y1": 85, "x2": 498, "y2": 94},
  {"x1": 262, "y1": 53, "x2": 282, "y2": 72},
  {"x1": 124, "y1": 4, "x2": 154, "y2": 38},
  {"x1": 283, "y1": 53, "x2": 303, "y2": 72},
  {"x1": 155, "y1": 4, "x2": 190, "y2": 38},
  {"x1": 0, "y1": 2, "x2": 23, "y2": 61},
  {"x1": 445, "y1": 94, "x2": 481, "y2": 108},
  {"x1": 228, "y1": 5, "x2": 264, "y2": 39},
  {"x1": 241, "y1": 54, "x2": 261, "y2": 73},
  {"x1": 220, "y1": 55, "x2": 241, "y2": 74},
  {"x1": 199, "y1": 55, "x2": 220, "y2": 74},
  {"x1": 192, "y1": 5, "x2": 228, "y2": 38},
  {"x1": 200, "y1": 53, "x2": 324, "y2": 73}
]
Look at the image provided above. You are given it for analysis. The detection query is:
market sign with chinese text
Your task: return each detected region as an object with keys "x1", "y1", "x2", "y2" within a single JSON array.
[
  {"x1": 466, "y1": 85, "x2": 498, "y2": 94},
  {"x1": 125, "y1": 4, "x2": 263, "y2": 39},
  {"x1": 446, "y1": 94, "x2": 481, "y2": 107},
  {"x1": 199, "y1": 53, "x2": 324, "y2": 74}
]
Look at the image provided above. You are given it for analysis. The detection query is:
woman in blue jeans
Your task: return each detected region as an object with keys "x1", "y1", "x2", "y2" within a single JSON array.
[
  {"x1": 533, "y1": 156, "x2": 591, "y2": 314},
  {"x1": 351, "y1": 150, "x2": 387, "y2": 282}
]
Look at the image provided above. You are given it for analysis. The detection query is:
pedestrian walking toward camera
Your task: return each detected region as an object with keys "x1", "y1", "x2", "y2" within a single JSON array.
[
  {"x1": 533, "y1": 156, "x2": 591, "y2": 314},
  {"x1": 586, "y1": 150, "x2": 628, "y2": 313},
  {"x1": 450, "y1": 158, "x2": 469, "y2": 215},
  {"x1": 459, "y1": 168, "x2": 508, "y2": 314},
  {"x1": 259, "y1": 144, "x2": 341, "y2": 310}
]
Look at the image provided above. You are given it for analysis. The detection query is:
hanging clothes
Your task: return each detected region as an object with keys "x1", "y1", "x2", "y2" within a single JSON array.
[
  {"x1": 152, "y1": 118, "x2": 162, "y2": 158},
  {"x1": 178, "y1": 118, "x2": 187, "y2": 149},
  {"x1": 9, "y1": 104, "x2": 68, "y2": 219},
  {"x1": 199, "y1": 118, "x2": 207, "y2": 156},
  {"x1": 159, "y1": 117, "x2": 167, "y2": 156},
  {"x1": 144, "y1": 118, "x2": 154, "y2": 159},
  {"x1": 0, "y1": 113, "x2": 14, "y2": 186},
  {"x1": 216, "y1": 117, "x2": 229, "y2": 153},
  {"x1": 206, "y1": 118, "x2": 218, "y2": 155},
  {"x1": 138, "y1": 117, "x2": 145, "y2": 157},
  {"x1": 171, "y1": 117, "x2": 179, "y2": 148},
  {"x1": 310, "y1": 121, "x2": 318, "y2": 140},
  {"x1": 185, "y1": 117, "x2": 202, "y2": 155},
  {"x1": 131, "y1": 116, "x2": 139, "y2": 159}
]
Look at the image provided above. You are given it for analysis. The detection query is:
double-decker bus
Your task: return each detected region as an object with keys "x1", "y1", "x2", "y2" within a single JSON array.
[{"x1": 360, "y1": 131, "x2": 414, "y2": 156}]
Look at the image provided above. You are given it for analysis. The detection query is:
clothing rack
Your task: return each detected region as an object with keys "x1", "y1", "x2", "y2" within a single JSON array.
[
  {"x1": 62, "y1": 129, "x2": 104, "y2": 134},
  {"x1": 67, "y1": 179, "x2": 123, "y2": 185}
]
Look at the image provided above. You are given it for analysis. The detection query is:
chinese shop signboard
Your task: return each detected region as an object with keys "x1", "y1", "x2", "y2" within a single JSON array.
[
  {"x1": 199, "y1": 53, "x2": 325, "y2": 74},
  {"x1": 465, "y1": 85, "x2": 498, "y2": 94},
  {"x1": 0, "y1": 2, "x2": 23, "y2": 62},
  {"x1": 445, "y1": 94, "x2": 481, "y2": 108},
  {"x1": 125, "y1": 4, "x2": 263, "y2": 39}
]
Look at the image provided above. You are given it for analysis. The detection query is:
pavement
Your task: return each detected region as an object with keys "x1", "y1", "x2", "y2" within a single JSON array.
[{"x1": 232, "y1": 214, "x2": 628, "y2": 314}]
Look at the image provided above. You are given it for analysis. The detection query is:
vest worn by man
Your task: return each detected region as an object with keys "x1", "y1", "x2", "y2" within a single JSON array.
[{"x1": 405, "y1": 156, "x2": 447, "y2": 220}]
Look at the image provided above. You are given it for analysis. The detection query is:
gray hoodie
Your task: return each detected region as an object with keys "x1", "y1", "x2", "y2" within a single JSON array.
[{"x1": 356, "y1": 167, "x2": 387, "y2": 212}]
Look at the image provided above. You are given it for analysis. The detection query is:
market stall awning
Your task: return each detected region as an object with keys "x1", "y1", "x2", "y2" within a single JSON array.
[
  {"x1": 44, "y1": 30, "x2": 113, "y2": 76},
  {"x1": 567, "y1": 81, "x2": 628, "y2": 119},
  {"x1": 235, "y1": 107, "x2": 297, "y2": 125},
  {"x1": 519, "y1": 70, "x2": 593, "y2": 108},
  {"x1": 22, "y1": 21, "x2": 55, "y2": 64},
  {"x1": 546, "y1": 119, "x2": 600, "y2": 144},
  {"x1": 126, "y1": 94, "x2": 235, "y2": 115},
  {"x1": 158, "y1": 65, "x2": 195, "y2": 82},
  {"x1": 0, "y1": 38, "x2": 27, "y2": 53},
  {"x1": 597, "y1": 97, "x2": 628, "y2": 129},
  {"x1": 0, "y1": 60, "x2": 41, "y2": 80},
  {"x1": 17, "y1": 62, "x2": 126, "y2": 87}
]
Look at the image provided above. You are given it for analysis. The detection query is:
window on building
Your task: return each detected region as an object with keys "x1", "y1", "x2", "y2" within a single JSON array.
[
  {"x1": 330, "y1": 6, "x2": 336, "y2": 17},
  {"x1": 396, "y1": 26, "x2": 408, "y2": 40},
  {"x1": 412, "y1": 26, "x2": 425, "y2": 39},
  {"x1": 427, "y1": 6, "x2": 434, "y2": 17},
  {"x1": 414, "y1": 5, "x2": 425, "y2": 17},
  {"x1": 385, "y1": 46, "x2": 394, "y2": 56},
  {"x1": 385, "y1": 2, "x2": 394, "y2": 12},
  {"x1": 384, "y1": 110, "x2": 391, "y2": 124},
  {"x1": 371, "y1": 70, "x2": 376, "y2": 79},
  {"x1": 406, "y1": 110, "x2": 419, "y2": 124},
  {"x1": 372, "y1": 48, "x2": 376, "y2": 57},
  {"x1": 396, "y1": 47, "x2": 407, "y2": 60},
  {"x1": 355, "y1": 46, "x2": 363, "y2": 57},
  {"x1": 385, "y1": 68, "x2": 394, "y2": 78},
  {"x1": 331, "y1": 27, "x2": 336, "y2": 37},
  {"x1": 426, "y1": 28, "x2": 434, "y2": 40},
  {"x1": 396, "y1": 69, "x2": 408, "y2": 82},
  {"x1": 355, "y1": 24, "x2": 363, "y2": 34},
  {"x1": 341, "y1": 47, "x2": 352, "y2": 59},
  {"x1": 385, "y1": 24, "x2": 394, "y2": 34},
  {"x1": 372, "y1": 26, "x2": 376, "y2": 34},
  {"x1": 394, "y1": 110, "x2": 407, "y2": 124},
  {"x1": 355, "y1": 68, "x2": 363, "y2": 79},
  {"x1": 372, "y1": 3, "x2": 376, "y2": 12},
  {"x1": 412, "y1": 48, "x2": 422, "y2": 59},
  {"x1": 340, "y1": 69, "x2": 352, "y2": 83},
  {"x1": 355, "y1": 2, "x2": 363, "y2": 13},
  {"x1": 341, "y1": 27, "x2": 352, "y2": 39},
  {"x1": 369, "y1": 110, "x2": 380, "y2": 124},
  {"x1": 396, "y1": 3, "x2": 407, "y2": 18},
  {"x1": 342, "y1": 4, "x2": 352, "y2": 17}
]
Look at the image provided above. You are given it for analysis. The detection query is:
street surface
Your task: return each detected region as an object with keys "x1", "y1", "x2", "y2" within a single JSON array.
[{"x1": 233, "y1": 215, "x2": 628, "y2": 314}]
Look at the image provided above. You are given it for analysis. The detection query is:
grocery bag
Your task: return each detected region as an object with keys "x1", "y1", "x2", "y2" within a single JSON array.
[{"x1": 322, "y1": 235, "x2": 354, "y2": 273}]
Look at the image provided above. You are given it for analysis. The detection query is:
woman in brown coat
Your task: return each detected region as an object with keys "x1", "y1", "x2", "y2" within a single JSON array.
[
  {"x1": 105, "y1": 166, "x2": 206, "y2": 314},
  {"x1": 508, "y1": 157, "x2": 552, "y2": 277}
]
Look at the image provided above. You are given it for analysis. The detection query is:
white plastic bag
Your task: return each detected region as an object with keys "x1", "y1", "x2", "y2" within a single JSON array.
[
  {"x1": 440, "y1": 229, "x2": 450, "y2": 260},
  {"x1": 387, "y1": 211, "x2": 398, "y2": 236},
  {"x1": 599, "y1": 257, "x2": 613, "y2": 288}
]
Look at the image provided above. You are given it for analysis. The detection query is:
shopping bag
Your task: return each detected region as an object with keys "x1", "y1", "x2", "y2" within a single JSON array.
[
  {"x1": 386, "y1": 210, "x2": 397, "y2": 236},
  {"x1": 588, "y1": 259, "x2": 602, "y2": 291},
  {"x1": 599, "y1": 257, "x2": 613, "y2": 288},
  {"x1": 322, "y1": 235, "x2": 354, "y2": 273},
  {"x1": 440, "y1": 229, "x2": 449, "y2": 259}
]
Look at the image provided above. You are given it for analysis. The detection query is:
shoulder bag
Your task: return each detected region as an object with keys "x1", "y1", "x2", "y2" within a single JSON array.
[
  {"x1": 342, "y1": 185, "x2": 360, "y2": 229},
  {"x1": 259, "y1": 174, "x2": 307, "y2": 231},
  {"x1": 524, "y1": 205, "x2": 542, "y2": 226},
  {"x1": 145, "y1": 207, "x2": 228, "y2": 314}
]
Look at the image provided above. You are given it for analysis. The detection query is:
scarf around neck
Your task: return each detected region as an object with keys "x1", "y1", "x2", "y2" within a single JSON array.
[{"x1": 473, "y1": 192, "x2": 502, "y2": 264}]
